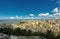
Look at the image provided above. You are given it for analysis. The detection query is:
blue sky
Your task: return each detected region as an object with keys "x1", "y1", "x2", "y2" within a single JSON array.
[{"x1": 0, "y1": 0, "x2": 60, "y2": 19}]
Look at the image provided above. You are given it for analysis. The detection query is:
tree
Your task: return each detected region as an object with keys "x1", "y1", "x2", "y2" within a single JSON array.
[
  {"x1": 27, "y1": 30, "x2": 32, "y2": 36},
  {"x1": 21, "y1": 29, "x2": 27, "y2": 36},
  {"x1": 55, "y1": 33, "x2": 60, "y2": 39},
  {"x1": 46, "y1": 30, "x2": 55, "y2": 39},
  {"x1": 13, "y1": 27, "x2": 22, "y2": 36},
  {"x1": 0, "y1": 28, "x2": 3, "y2": 33},
  {"x1": 2, "y1": 28, "x2": 13, "y2": 36}
]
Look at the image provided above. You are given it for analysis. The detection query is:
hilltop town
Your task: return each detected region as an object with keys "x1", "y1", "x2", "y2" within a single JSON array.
[
  {"x1": 0, "y1": 19, "x2": 60, "y2": 35},
  {"x1": 1, "y1": 19, "x2": 60, "y2": 39}
]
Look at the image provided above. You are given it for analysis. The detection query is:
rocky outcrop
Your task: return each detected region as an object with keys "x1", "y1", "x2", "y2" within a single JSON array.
[{"x1": 0, "y1": 33, "x2": 9, "y2": 39}]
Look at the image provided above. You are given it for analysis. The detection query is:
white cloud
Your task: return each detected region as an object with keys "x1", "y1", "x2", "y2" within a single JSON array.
[
  {"x1": 38, "y1": 13, "x2": 49, "y2": 16},
  {"x1": 9, "y1": 15, "x2": 20, "y2": 19},
  {"x1": 56, "y1": 1, "x2": 60, "y2": 5},
  {"x1": 27, "y1": 17, "x2": 30, "y2": 19},
  {"x1": 49, "y1": 15, "x2": 53, "y2": 17},
  {"x1": 10, "y1": 17, "x2": 14, "y2": 19},
  {"x1": 29, "y1": 14, "x2": 34, "y2": 16},
  {"x1": 52, "y1": 7, "x2": 60, "y2": 16},
  {"x1": 53, "y1": 13, "x2": 60, "y2": 15},
  {"x1": 16, "y1": 15, "x2": 19, "y2": 19},
  {"x1": 31, "y1": 17, "x2": 34, "y2": 19},
  {"x1": 19, "y1": 16, "x2": 23, "y2": 19},
  {"x1": 52, "y1": 7, "x2": 59, "y2": 13},
  {"x1": 48, "y1": 7, "x2": 60, "y2": 19},
  {"x1": 8, "y1": 7, "x2": 60, "y2": 19}
]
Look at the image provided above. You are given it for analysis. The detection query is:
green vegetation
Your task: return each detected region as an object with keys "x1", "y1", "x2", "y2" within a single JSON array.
[{"x1": 0, "y1": 27, "x2": 60, "y2": 39}]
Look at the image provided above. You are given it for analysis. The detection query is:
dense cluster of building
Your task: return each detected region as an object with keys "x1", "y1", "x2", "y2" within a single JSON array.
[
  {"x1": 11, "y1": 20, "x2": 60, "y2": 34},
  {"x1": 0, "y1": 19, "x2": 60, "y2": 35}
]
